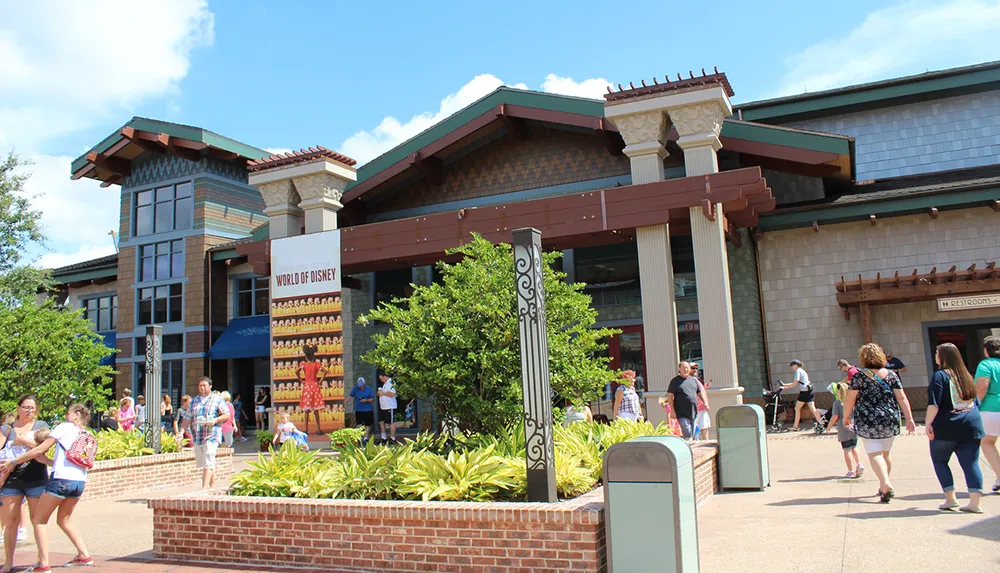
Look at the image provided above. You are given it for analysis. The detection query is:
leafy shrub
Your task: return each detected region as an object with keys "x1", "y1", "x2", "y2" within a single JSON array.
[
  {"x1": 93, "y1": 429, "x2": 187, "y2": 461},
  {"x1": 327, "y1": 428, "x2": 365, "y2": 447},
  {"x1": 256, "y1": 430, "x2": 275, "y2": 446},
  {"x1": 229, "y1": 420, "x2": 677, "y2": 502}
]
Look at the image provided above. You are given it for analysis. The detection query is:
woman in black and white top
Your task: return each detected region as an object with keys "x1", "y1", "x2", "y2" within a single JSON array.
[{"x1": 782, "y1": 360, "x2": 824, "y2": 431}]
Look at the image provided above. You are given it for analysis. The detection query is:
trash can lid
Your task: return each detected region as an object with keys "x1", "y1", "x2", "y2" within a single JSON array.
[
  {"x1": 603, "y1": 437, "x2": 692, "y2": 483},
  {"x1": 717, "y1": 404, "x2": 764, "y2": 428}
]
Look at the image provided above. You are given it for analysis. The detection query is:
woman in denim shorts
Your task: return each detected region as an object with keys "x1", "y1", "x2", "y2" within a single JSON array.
[
  {"x1": 0, "y1": 395, "x2": 50, "y2": 573},
  {"x1": 3, "y1": 404, "x2": 94, "y2": 571}
]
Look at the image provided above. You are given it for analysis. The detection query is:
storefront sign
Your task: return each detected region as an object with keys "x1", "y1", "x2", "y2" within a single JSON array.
[
  {"x1": 937, "y1": 293, "x2": 1000, "y2": 312},
  {"x1": 269, "y1": 231, "x2": 345, "y2": 433}
]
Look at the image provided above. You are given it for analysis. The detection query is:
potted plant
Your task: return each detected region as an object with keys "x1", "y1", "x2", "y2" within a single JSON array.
[{"x1": 256, "y1": 430, "x2": 275, "y2": 452}]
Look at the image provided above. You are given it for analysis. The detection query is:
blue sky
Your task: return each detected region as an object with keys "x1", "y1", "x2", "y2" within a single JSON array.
[{"x1": 3, "y1": 0, "x2": 1000, "y2": 267}]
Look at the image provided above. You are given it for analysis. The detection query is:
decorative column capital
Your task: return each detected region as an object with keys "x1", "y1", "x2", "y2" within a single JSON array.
[
  {"x1": 258, "y1": 180, "x2": 300, "y2": 210},
  {"x1": 666, "y1": 102, "x2": 727, "y2": 151},
  {"x1": 608, "y1": 110, "x2": 669, "y2": 158},
  {"x1": 293, "y1": 172, "x2": 349, "y2": 204}
]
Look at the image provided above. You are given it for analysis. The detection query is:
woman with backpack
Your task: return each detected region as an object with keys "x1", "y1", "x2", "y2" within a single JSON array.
[
  {"x1": 844, "y1": 343, "x2": 917, "y2": 503},
  {"x1": 1, "y1": 404, "x2": 95, "y2": 570},
  {"x1": 927, "y1": 343, "x2": 986, "y2": 513}
]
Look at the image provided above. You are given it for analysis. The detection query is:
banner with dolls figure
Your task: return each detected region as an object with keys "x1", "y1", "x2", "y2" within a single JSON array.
[{"x1": 270, "y1": 231, "x2": 345, "y2": 434}]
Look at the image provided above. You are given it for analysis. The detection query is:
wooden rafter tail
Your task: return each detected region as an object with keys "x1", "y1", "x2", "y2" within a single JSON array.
[
  {"x1": 876, "y1": 272, "x2": 882, "y2": 289},
  {"x1": 858, "y1": 274, "x2": 864, "y2": 291},
  {"x1": 969, "y1": 263, "x2": 978, "y2": 281},
  {"x1": 837, "y1": 275, "x2": 846, "y2": 293},
  {"x1": 947, "y1": 265, "x2": 957, "y2": 282},
  {"x1": 910, "y1": 269, "x2": 918, "y2": 286},
  {"x1": 894, "y1": 270, "x2": 900, "y2": 288}
]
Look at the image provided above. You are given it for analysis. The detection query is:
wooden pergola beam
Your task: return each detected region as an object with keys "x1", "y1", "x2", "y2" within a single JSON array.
[{"x1": 837, "y1": 275, "x2": 1000, "y2": 306}]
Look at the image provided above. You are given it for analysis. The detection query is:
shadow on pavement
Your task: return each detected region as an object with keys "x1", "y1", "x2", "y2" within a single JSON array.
[
  {"x1": 768, "y1": 496, "x2": 854, "y2": 506},
  {"x1": 948, "y1": 515, "x2": 1000, "y2": 542},
  {"x1": 776, "y1": 475, "x2": 842, "y2": 483},
  {"x1": 839, "y1": 507, "x2": 942, "y2": 519}
]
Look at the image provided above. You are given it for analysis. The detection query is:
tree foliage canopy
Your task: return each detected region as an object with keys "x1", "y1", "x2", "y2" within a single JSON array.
[
  {"x1": 0, "y1": 152, "x2": 113, "y2": 419},
  {"x1": 360, "y1": 234, "x2": 618, "y2": 434}
]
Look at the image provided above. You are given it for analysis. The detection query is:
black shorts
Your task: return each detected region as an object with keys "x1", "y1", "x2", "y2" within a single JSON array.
[
  {"x1": 797, "y1": 389, "x2": 815, "y2": 403},
  {"x1": 381, "y1": 408, "x2": 397, "y2": 424},
  {"x1": 355, "y1": 410, "x2": 373, "y2": 426},
  {"x1": 841, "y1": 438, "x2": 858, "y2": 450}
]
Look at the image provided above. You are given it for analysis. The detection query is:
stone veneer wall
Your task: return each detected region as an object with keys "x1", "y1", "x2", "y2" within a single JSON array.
[
  {"x1": 758, "y1": 207, "x2": 1000, "y2": 405},
  {"x1": 148, "y1": 444, "x2": 718, "y2": 573},
  {"x1": 343, "y1": 272, "x2": 375, "y2": 401},
  {"x1": 85, "y1": 449, "x2": 233, "y2": 501},
  {"x1": 728, "y1": 229, "x2": 767, "y2": 396}
]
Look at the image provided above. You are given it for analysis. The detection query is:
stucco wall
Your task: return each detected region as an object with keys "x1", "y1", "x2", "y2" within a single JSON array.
[
  {"x1": 787, "y1": 90, "x2": 1000, "y2": 181},
  {"x1": 758, "y1": 206, "x2": 1000, "y2": 392}
]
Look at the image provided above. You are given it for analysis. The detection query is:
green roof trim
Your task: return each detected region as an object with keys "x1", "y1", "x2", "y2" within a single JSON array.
[
  {"x1": 737, "y1": 61, "x2": 1000, "y2": 122},
  {"x1": 348, "y1": 87, "x2": 855, "y2": 192},
  {"x1": 210, "y1": 249, "x2": 241, "y2": 262},
  {"x1": 50, "y1": 267, "x2": 118, "y2": 285},
  {"x1": 759, "y1": 186, "x2": 1000, "y2": 231},
  {"x1": 721, "y1": 120, "x2": 850, "y2": 155},
  {"x1": 72, "y1": 117, "x2": 269, "y2": 173}
]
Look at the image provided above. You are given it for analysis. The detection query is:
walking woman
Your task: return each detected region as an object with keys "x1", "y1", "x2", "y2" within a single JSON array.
[
  {"x1": 844, "y1": 343, "x2": 916, "y2": 503},
  {"x1": 2, "y1": 404, "x2": 94, "y2": 570},
  {"x1": 254, "y1": 388, "x2": 268, "y2": 431},
  {"x1": 975, "y1": 335, "x2": 1000, "y2": 493},
  {"x1": 613, "y1": 370, "x2": 643, "y2": 422},
  {"x1": 161, "y1": 395, "x2": 174, "y2": 434},
  {"x1": 927, "y1": 343, "x2": 986, "y2": 512},
  {"x1": 781, "y1": 360, "x2": 824, "y2": 431},
  {"x1": 297, "y1": 344, "x2": 327, "y2": 435},
  {"x1": 0, "y1": 396, "x2": 50, "y2": 573},
  {"x1": 220, "y1": 392, "x2": 236, "y2": 448}
]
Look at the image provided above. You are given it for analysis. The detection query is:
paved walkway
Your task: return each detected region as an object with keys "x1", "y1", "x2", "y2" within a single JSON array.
[{"x1": 5, "y1": 432, "x2": 999, "y2": 572}]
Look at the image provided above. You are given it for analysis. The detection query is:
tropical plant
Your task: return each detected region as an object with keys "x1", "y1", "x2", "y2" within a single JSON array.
[
  {"x1": 93, "y1": 429, "x2": 186, "y2": 461},
  {"x1": 255, "y1": 430, "x2": 275, "y2": 446},
  {"x1": 230, "y1": 441, "x2": 318, "y2": 497},
  {"x1": 327, "y1": 427, "x2": 365, "y2": 447},
  {"x1": 359, "y1": 234, "x2": 619, "y2": 435},
  {"x1": 397, "y1": 445, "x2": 525, "y2": 502}
]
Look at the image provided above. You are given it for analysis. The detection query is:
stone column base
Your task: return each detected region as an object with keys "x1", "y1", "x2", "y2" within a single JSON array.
[
  {"x1": 643, "y1": 391, "x2": 668, "y2": 426},
  {"x1": 707, "y1": 386, "x2": 744, "y2": 422}
]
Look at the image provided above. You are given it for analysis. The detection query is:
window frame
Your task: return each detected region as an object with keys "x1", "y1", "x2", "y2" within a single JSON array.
[
  {"x1": 132, "y1": 181, "x2": 194, "y2": 237},
  {"x1": 139, "y1": 239, "x2": 186, "y2": 282},
  {"x1": 137, "y1": 283, "x2": 184, "y2": 326},
  {"x1": 81, "y1": 294, "x2": 118, "y2": 333},
  {"x1": 233, "y1": 274, "x2": 270, "y2": 318}
]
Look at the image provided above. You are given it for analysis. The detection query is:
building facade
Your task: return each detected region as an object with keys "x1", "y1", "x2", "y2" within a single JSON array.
[{"x1": 54, "y1": 61, "x2": 1000, "y2": 424}]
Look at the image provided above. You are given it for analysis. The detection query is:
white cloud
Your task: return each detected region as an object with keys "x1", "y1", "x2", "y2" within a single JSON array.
[
  {"x1": 771, "y1": 0, "x2": 1000, "y2": 98},
  {"x1": 541, "y1": 74, "x2": 610, "y2": 99},
  {"x1": 0, "y1": 0, "x2": 214, "y2": 267}
]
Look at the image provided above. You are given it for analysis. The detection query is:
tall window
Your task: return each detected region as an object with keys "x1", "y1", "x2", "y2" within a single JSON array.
[
  {"x1": 83, "y1": 295, "x2": 117, "y2": 332},
  {"x1": 235, "y1": 277, "x2": 269, "y2": 317},
  {"x1": 134, "y1": 182, "x2": 193, "y2": 236},
  {"x1": 138, "y1": 284, "x2": 182, "y2": 325},
  {"x1": 140, "y1": 240, "x2": 185, "y2": 282},
  {"x1": 135, "y1": 360, "x2": 185, "y2": 406},
  {"x1": 135, "y1": 334, "x2": 184, "y2": 356}
]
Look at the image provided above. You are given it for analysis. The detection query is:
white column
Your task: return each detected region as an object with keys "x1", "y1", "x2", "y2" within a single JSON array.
[
  {"x1": 605, "y1": 109, "x2": 679, "y2": 425},
  {"x1": 257, "y1": 180, "x2": 302, "y2": 240},
  {"x1": 294, "y1": 172, "x2": 350, "y2": 234},
  {"x1": 667, "y1": 100, "x2": 744, "y2": 407}
]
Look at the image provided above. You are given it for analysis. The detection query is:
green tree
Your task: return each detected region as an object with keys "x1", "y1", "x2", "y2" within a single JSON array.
[
  {"x1": 0, "y1": 152, "x2": 113, "y2": 420},
  {"x1": 360, "y1": 234, "x2": 618, "y2": 435}
]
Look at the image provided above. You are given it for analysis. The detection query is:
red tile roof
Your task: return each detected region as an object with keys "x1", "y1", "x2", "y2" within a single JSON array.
[
  {"x1": 247, "y1": 146, "x2": 357, "y2": 171},
  {"x1": 604, "y1": 68, "x2": 735, "y2": 102}
]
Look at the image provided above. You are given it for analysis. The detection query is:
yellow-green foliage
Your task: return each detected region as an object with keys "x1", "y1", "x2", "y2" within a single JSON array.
[
  {"x1": 93, "y1": 429, "x2": 187, "y2": 461},
  {"x1": 230, "y1": 420, "x2": 677, "y2": 502}
]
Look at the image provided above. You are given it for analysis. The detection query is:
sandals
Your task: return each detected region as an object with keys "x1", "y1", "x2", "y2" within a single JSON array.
[
  {"x1": 938, "y1": 500, "x2": 959, "y2": 511},
  {"x1": 959, "y1": 505, "x2": 984, "y2": 514},
  {"x1": 879, "y1": 489, "x2": 895, "y2": 503},
  {"x1": 65, "y1": 555, "x2": 94, "y2": 567}
]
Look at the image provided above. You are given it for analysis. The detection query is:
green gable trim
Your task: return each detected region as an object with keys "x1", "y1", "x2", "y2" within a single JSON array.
[
  {"x1": 738, "y1": 63, "x2": 1000, "y2": 122},
  {"x1": 250, "y1": 223, "x2": 270, "y2": 242},
  {"x1": 210, "y1": 249, "x2": 241, "y2": 262},
  {"x1": 349, "y1": 88, "x2": 604, "y2": 190},
  {"x1": 72, "y1": 117, "x2": 269, "y2": 173},
  {"x1": 51, "y1": 267, "x2": 118, "y2": 284},
  {"x1": 759, "y1": 186, "x2": 1000, "y2": 230},
  {"x1": 721, "y1": 121, "x2": 850, "y2": 155}
]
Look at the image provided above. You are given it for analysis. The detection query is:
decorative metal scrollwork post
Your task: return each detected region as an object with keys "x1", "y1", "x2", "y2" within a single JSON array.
[
  {"x1": 513, "y1": 227, "x2": 557, "y2": 502},
  {"x1": 144, "y1": 325, "x2": 163, "y2": 453}
]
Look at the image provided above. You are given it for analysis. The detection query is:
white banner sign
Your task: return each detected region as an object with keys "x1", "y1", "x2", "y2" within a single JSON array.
[
  {"x1": 937, "y1": 293, "x2": 1000, "y2": 312},
  {"x1": 270, "y1": 230, "x2": 341, "y2": 299}
]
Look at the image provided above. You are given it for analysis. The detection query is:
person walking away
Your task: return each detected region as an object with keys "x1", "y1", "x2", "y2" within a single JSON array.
[
  {"x1": 666, "y1": 362, "x2": 706, "y2": 439},
  {"x1": 0, "y1": 396, "x2": 51, "y2": 573},
  {"x1": 220, "y1": 392, "x2": 236, "y2": 448},
  {"x1": 927, "y1": 343, "x2": 986, "y2": 512},
  {"x1": 232, "y1": 395, "x2": 247, "y2": 442},
  {"x1": 348, "y1": 378, "x2": 375, "y2": 442},
  {"x1": 377, "y1": 373, "x2": 399, "y2": 442},
  {"x1": 2, "y1": 404, "x2": 95, "y2": 570},
  {"x1": 974, "y1": 335, "x2": 1000, "y2": 493},
  {"x1": 177, "y1": 378, "x2": 230, "y2": 490},
  {"x1": 254, "y1": 388, "x2": 267, "y2": 431},
  {"x1": 563, "y1": 398, "x2": 593, "y2": 427},
  {"x1": 272, "y1": 413, "x2": 309, "y2": 451},
  {"x1": 844, "y1": 343, "x2": 916, "y2": 503},
  {"x1": 612, "y1": 370, "x2": 642, "y2": 423},
  {"x1": 825, "y1": 382, "x2": 863, "y2": 478},
  {"x1": 296, "y1": 344, "x2": 327, "y2": 435},
  {"x1": 160, "y1": 395, "x2": 174, "y2": 434},
  {"x1": 782, "y1": 360, "x2": 824, "y2": 431},
  {"x1": 836, "y1": 359, "x2": 858, "y2": 384}
]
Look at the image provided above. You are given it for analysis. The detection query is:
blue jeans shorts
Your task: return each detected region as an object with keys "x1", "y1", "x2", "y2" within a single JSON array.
[
  {"x1": 45, "y1": 479, "x2": 86, "y2": 500},
  {"x1": 0, "y1": 484, "x2": 47, "y2": 501}
]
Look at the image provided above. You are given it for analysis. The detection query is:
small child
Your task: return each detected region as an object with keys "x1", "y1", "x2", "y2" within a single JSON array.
[
  {"x1": 0, "y1": 427, "x2": 52, "y2": 483},
  {"x1": 272, "y1": 413, "x2": 309, "y2": 451},
  {"x1": 826, "y1": 382, "x2": 864, "y2": 478}
]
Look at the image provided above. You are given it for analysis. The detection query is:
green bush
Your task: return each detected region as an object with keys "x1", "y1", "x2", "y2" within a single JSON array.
[
  {"x1": 93, "y1": 429, "x2": 187, "y2": 461},
  {"x1": 229, "y1": 419, "x2": 677, "y2": 502},
  {"x1": 327, "y1": 428, "x2": 365, "y2": 447},
  {"x1": 256, "y1": 430, "x2": 275, "y2": 446}
]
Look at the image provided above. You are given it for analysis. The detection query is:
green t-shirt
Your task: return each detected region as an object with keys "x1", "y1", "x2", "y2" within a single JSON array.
[{"x1": 974, "y1": 357, "x2": 1000, "y2": 412}]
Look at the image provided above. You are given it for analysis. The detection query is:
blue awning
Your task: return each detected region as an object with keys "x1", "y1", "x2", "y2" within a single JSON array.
[
  {"x1": 99, "y1": 332, "x2": 116, "y2": 367},
  {"x1": 209, "y1": 315, "x2": 271, "y2": 360}
]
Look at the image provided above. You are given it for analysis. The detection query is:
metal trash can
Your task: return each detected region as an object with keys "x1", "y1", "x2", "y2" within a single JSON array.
[
  {"x1": 603, "y1": 436, "x2": 699, "y2": 573},
  {"x1": 717, "y1": 404, "x2": 770, "y2": 491}
]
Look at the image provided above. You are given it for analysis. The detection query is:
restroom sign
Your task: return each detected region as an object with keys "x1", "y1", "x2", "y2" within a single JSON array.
[{"x1": 937, "y1": 293, "x2": 1000, "y2": 312}]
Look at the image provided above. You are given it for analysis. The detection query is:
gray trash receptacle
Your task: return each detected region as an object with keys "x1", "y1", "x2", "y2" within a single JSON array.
[
  {"x1": 717, "y1": 404, "x2": 770, "y2": 490},
  {"x1": 603, "y1": 436, "x2": 699, "y2": 573}
]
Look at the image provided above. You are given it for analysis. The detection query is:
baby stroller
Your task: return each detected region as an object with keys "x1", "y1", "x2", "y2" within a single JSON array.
[{"x1": 763, "y1": 380, "x2": 787, "y2": 433}]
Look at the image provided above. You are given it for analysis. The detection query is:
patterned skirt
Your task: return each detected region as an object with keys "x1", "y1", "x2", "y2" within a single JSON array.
[{"x1": 299, "y1": 381, "x2": 326, "y2": 411}]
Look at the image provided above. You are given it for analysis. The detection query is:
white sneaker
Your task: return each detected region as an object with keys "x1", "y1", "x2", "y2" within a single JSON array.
[
  {"x1": 381, "y1": 433, "x2": 387, "y2": 441},
  {"x1": 16, "y1": 527, "x2": 26, "y2": 541}
]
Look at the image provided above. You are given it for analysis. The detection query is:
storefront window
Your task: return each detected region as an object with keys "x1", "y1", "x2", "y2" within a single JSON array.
[
  {"x1": 575, "y1": 238, "x2": 697, "y2": 306},
  {"x1": 135, "y1": 359, "x2": 185, "y2": 405},
  {"x1": 374, "y1": 268, "x2": 413, "y2": 306}
]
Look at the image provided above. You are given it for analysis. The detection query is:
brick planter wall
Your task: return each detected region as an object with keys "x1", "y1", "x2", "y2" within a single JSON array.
[
  {"x1": 148, "y1": 444, "x2": 718, "y2": 572},
  {"x1": 84, "y1": 448, "x2": 233, "y2": 500}
]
